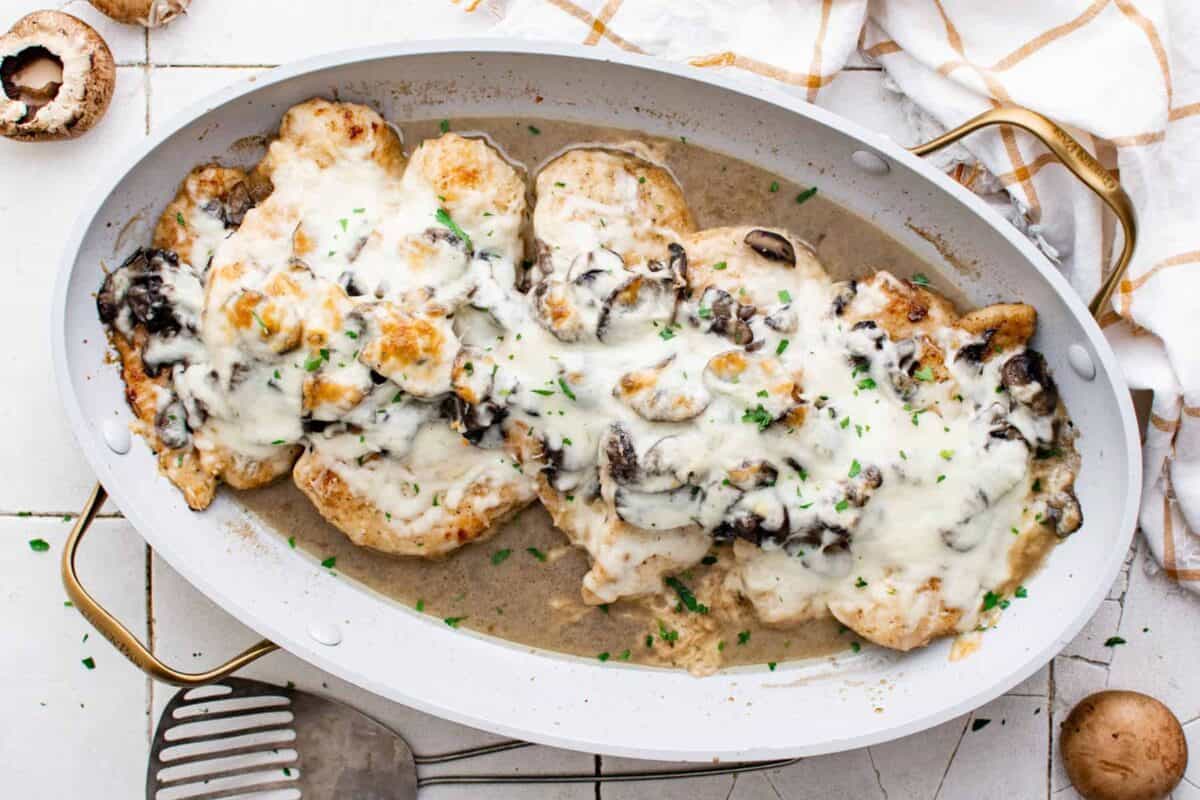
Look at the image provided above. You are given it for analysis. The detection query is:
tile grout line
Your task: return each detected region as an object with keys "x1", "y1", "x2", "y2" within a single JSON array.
[{"x1": 594, "y1": 753, "x2": 601, "y2": 799}]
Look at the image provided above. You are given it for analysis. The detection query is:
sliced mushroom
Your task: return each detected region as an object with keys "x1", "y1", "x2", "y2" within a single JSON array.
[
  {"x1": 597, "y1": 272, "x2": 677, "y2": 343},
  {"x1": 155, "y1": 398, "x2": 190, "y2": 450},
  {"x1": 694, "y1": 286, "x2": 754, "y2": 346},
  {"x1": 744, "y1": 229, "x2": 796, "y2": 266},
  {"x1": 1001, "y1": 350, "x2": 1059, "y2": 416},
  {"x1": 0, "y1": 12, "x2": 114, "y2": 141},
  {"x1": 614, "y1": 356, "x2": 711, "y2": 422},
  {"x1": 600, "y1": 423, "x2": 639, "y2": 486},
  {"x1": 89, "y1": 0, "x2": 191, "y2": 27},
  {"x1": 831, "y1": 280, "x2": 857, "y2": 316}
]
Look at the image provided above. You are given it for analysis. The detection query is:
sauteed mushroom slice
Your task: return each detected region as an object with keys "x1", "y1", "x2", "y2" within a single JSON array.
[
  {"x1": 683, "y1": 225, "x2": 825, "y2": 309},
  {"x1": 693, "y1": 286, "x2": 754, "y2": 346},
  {"x1": 1001, "y1": 350, "x2": 1059, "y2": 416},
  {"x1": 597, "y1": 272, "x2": 678, "y2": 343},
  {"x1": 744, "y1": 228, "x2": 796, "y2": 265},
  {"x1": 0, "y1": 11, "x2": 114, "y2": 141}
]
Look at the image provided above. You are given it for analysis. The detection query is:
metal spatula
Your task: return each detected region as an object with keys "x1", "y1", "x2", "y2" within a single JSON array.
[{"x1": 147, "y1": 678, "x2": 797, "y2": 798}]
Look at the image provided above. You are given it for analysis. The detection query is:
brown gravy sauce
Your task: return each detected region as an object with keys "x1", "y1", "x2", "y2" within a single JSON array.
[{"x1": 238, "y1": 116, "x2": 956, "y2": 670}]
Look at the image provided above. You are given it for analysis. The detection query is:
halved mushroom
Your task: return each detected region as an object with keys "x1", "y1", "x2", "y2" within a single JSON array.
[
  {"x1": 89, "y1": 0, "x2": 191, "y2": 27},
  {"x1": 0, "y1": 11, "x2": 115, "y2": 141},
  {"x1": 744, "y1": 229, "x2": 796, "y2": 265},
  {"x1": 614, "y1": 355, "x2": 711, "y2": 422},
  {"x1": 693, "y1": 286, "x2": 755, "y2": 346}
]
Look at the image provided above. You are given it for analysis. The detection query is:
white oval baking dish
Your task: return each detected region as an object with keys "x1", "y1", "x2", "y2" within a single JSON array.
[{"x1": 52, "y1": 41, "x2": 1141, "y2": 761}]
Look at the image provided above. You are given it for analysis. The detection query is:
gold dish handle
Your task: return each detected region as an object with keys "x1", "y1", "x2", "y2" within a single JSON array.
[
  {"x1": 62, "y1": 482, "x2": 278, "y2": 685},
  {"x1": 909, "y1": 105, "x2": 1136, "y2": 321}
]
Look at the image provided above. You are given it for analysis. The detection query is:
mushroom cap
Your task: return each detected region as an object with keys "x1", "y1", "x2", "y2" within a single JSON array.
[
  {"x1": 88, "y1": 0, "x2": 191, "y2": 28},
  {"x1": 0, "y1": 11, "x2": 115, "y2": 141},
  {"x1": 1061, "y1": 690, "x2": 1187, "y2": 800}
]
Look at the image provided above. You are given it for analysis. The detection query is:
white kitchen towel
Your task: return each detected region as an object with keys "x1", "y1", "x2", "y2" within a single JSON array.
[{"x1": 460, "y1": 0, "x2": 1200, "y2": 591}]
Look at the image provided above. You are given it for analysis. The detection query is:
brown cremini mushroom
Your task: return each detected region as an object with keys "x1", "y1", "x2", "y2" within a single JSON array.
[
  {"x1": 1061, "y1": 690, "x2": 1188, "y2": 800},
  {"x1": 89, "y1": 0, "x2": 191, "y2": 27},
  {"x1": 0, "y1": 11, "x2": 114, "y2": 141}
]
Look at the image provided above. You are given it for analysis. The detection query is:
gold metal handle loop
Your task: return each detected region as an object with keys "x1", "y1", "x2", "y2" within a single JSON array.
[
  {"x1": 61, "y1": 482, "x2": 278, "y2": 686},
  {"x1": 909, "y1": 105, "x2": 1137, "y2": 321}
]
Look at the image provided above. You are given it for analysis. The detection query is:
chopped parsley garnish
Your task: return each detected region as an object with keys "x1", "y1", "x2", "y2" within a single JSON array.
[
  {"x1": 899, "y1": 450, "x2": 908, "y2": 460},
  {"x1": 939, "y1": 449, "x2": 954, "y2": 461},
  {"x1": 697, "y1": 306, "x2": 713, "y2": 319},
  {"x1": 444, "y1": 616, "x2": 467, "y2": 628},
  {"x1": 434, "y1": 207, "x2": 473, "y2": 250},
  {"x1": 561, "y1": 437, "x2": 573, "y2": 446},
  {"x1": 742, "y1": 404, "x2": 773, "y2": 431},
  {"x1": 526, "y1": 547, "x2": 547, "y2": 562},
  {"x1": 416, "y1": 599, "x2": 425, "y2": 611},
  {"x1": 857, "y1": 377, "x2": 877, "y2": 390},
  {"x1": 840, "y1": 416, "x2": 851, "y2": 429},
  {"x1": 638, "y1": 176, "x2": 647, "y2": 184},
  {"x1": 338, "y1": 218, "x2": 348, "y2": 232},
  {"x1": 848, "y1": 459, "x2": 861, "y2": 478},
  {"x1": 665, "y1": 576, "x2": 709, "y2": 614},
  {"x1": 1014, "y1": 586, "x2": 1028, "y2": 598},
  {"x1": 848, "y1": 641, "x2": 861, "y2": 653},
  {"x1": 936, "y1": 474, "x2": 946, "y2": 483},
  {"x1": 911, "y1": 273, "x2": 931, "y2": 287},
  {"x1": 768, "y1": 661, "x2": 777, "y2": 671},
  {"x1": 28, "y1": 538, "x2": 50, "y2": 552},
  {"x1": 795, "y1": 186, "x2": 818, "y2": 205},
  {"x1": 1032, "y1": 478, "x2": 1043, "y2": 492},
  {"x1": 490, "y1": 549, "x2": 512, "y2": 565},
  {"x1": 1104, "y1": 636, "x2": 1126, "y2": 647},
  {"x1": 271, "y1": 439, "x2": 286, "y2": 445},
  {"x1": 321, "y1": 556, "x2": 336, "y2": 569},
  {"x1": 304, "y1": 351, "x2": 327, "y2": 372},
  {"x1": 854, "y1": 576, "x2": 867, "y2": 588},
  {"x1": 250, "y1": 310, "x2": 270, "y2": 335},
  {"x1": 914, "y1": 365, "x2": 935, "y2": 382},
  {"x1": 464, "y1": 362, "x2": 474, "y2": 375},
  {"x1": 658, "y1": 619, "x2": 679, "y2": 644},
  {"x1": 17, "y1": 511, "x2": 31, "y2": 517},
  {"x1": 286, "y1": 536, "x2": 296, "y2": 549},
  {"x1": 81, "y1": 657, "x2": 95, "y2": 670},
  {"x1": 174, "y1": 211, "x2": 187, "y2": 228},
  {"x1": 439, "y1": 119, "x2": 450, "y2": 133},
  {"x1": 712, "y1": 261, "x2": 727, "y2": 270},
  {"x1": 769, "y1": 181, "x2": 780, "y2": 193},
  {"x1": 558, "y1": 378, "x2": 577, "y2": 401},
  {"x1": 982, "y1": 591, "x2": 1002, "y2": 610},
  {"x1": 776, "y1": 338, "x2": 790, "y2": 355},
  {"x1": 659, "y1": 326, "x2": 676, "y2": 341},
  {"x1": 736, "y1": 630, "x2": 751, "y2": 645},
  {"x1": 619, "y1": 649, "x2": 631, "y2": 661},
  {"x1": 527, "y1": 125, "x2": 541, "y2": 135},
  {"x1": 597, "y1": 652, "x2": 611, "y2": 662},
  {"x1": 835, "y1": 499, "x2": 850, "y2": 512},
  {"x1": 531, "y1": 388, "x2": 554, "y2": 396},
  {"x1": 645, "y1": 634, "x2": 654, "y2": 648},
  {"x1": 778, "y1": 289, "x2": 792, "y2": 303}
]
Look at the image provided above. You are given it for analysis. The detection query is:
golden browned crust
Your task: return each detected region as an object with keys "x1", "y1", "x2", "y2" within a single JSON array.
[
  {"x1": 153, "y1": 164, "x2": 249, "y2": 264},
  {"x1": 292, "y1": 448, "x2": 535, "y2": 558},
  {"x1": 258, "y1": 97, "x2": 405, "y2": 179},
  {"x1": 684, "y1": 226, "x2": 826, "y2": 307},
  {"x1": 828, "y1": 578, "x2": 963, "y2": 651},
  {"x1": 956, "y1": 302, "x2": 1037, "y2": 356}
]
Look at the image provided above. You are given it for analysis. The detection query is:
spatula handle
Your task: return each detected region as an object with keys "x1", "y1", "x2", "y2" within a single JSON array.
[{"x1": 61, "y1": 482, "x2": 278, "y2": 686}]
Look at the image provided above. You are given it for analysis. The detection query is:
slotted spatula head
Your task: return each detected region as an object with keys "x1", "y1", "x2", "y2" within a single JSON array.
[{"x1": 147, "y1": 677, "x2": 417, "y2": 800}]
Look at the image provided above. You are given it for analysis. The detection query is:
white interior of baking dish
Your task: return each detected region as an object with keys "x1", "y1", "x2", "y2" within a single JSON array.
[{"x1": 52, "y1": 41, "x2": 1140, "y2": 761}]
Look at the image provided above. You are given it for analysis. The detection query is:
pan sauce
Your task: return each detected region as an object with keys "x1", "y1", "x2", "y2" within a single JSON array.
[{"x1": 221, "y1": 115, "x2": 1076, "y2": 670}]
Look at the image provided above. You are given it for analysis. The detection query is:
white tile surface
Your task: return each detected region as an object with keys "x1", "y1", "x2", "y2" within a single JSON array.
[
  {"x1": 0, "y1": 517, "x2": 148, "y2": 799},
  {"x1": 4, "y1": 6, "x2": 1200, "y2": 796}
]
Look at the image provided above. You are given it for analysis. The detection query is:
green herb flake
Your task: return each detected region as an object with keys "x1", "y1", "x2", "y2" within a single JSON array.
[
  {"x1": 767, "y1": 661, "x2": 777, "y2": 671},
  {"x1": 850, "y1": 641, "x2": 861, "y2": 653},
  {"x1": 658, "y1": 619, "x2": 680, "y2": 644},
  {"x1": 736, "y1": 630, "x2": 751, "y2": 646},
  {"x1": 857, "y1": 377, "x2": 877, "y2": 390},
  {"x1": 794, "y1": 186, "x2": 818, "y2": 205},
  {"x1": 854, "y1": 576, "x2": 867, "y2": 588},
  {"x1": 321, "y1": 556, "x2": 337, "y2": 569},
  {"x1": 840, "y1": 416, "x2": 851, "y2": 429},
  {"x1": 250, "y1": 310, "x2": 270, "y2": 335},
  {"x1": 527, "y1": 124, "x2": 541, "y2": 135},
  {"x1": 936, "y1": 474, "x2": 947, "y2": 483},
  {"x1": 434, "y1": 207, "x2": 473, "y2": 250},
  {"x1": 742, "y1": 404, "x2": 773, "y2": 431},
  {"x1": 914, "y1": 365, "x2": 935, "y2": 382},
  {"x1": 1015, "y1": 586, "x2": 1028, "y2": 598},
  {"x1": 444, "y1": 616, "x2": 467, "y2": 628},
  {"x1": 416, "y1": 599, "x2": 425, "y2": 612},
  {"x1": 491, "y1": 548, "x2": 512, "y2": 565},
  {"x1": 665, "y1": 576, "x2": 709, "y2": 614},
  {"x1": 531, "y1": 388, "x2": 554, "y2": 396},
  {"x1": 982, "y1": 591, "x2": 1002, "y2": 610},
  {"x1": 526, "y1": 547, "x2": 547, "y2": 562},
  {"x1": 1104, "y1": 636, "x2": 1126, "y2": 648},
  {"x1": 597, "y1": 651, "x2": 611, "y2": 662},
  {"x1": 911, "y1": 273, "x2": 931, "y2": 287},
  {"x1": 848, "y1": 459, "x2": 861, "y2": 478},
  {"x1": 28, "y1": 538, "x2": 49, "y2": 553},
  {"x1": 776, "y1": 338, "x2": 790, "y2": 356},
  {"x1": 439, "y1": 119, "x2": 450, "y2": 133},
  {"x1": 697, "y1": 306, "x2": 713, "y2": 319},
  {"x1": 81, "y1": 657, "x2": 95, "y2": 670},
  {"x1": 940, "y1": 449, "x2": 955, "y2": 461},
  {"x1": 287, "y1": 536, "x2": 296, "y2": 549},
  {"x1": 619, "y1": 649, "x2": 631, "y2": 661},
  {"x1": 645, "y1": 634, "x2": 654, "y2": 648},
  {"x1": 659, "y1": 326, "x2": 676, "y2": 341},
  {"x1": 712, "y1": 261, "x2": 727, "y2": 270},
  {"x1": 778, "y1": 289, "x2": 792, "y2": 303},
  {"x1": 835, "y1": 499, "x2": 850, "y2": 512},
  {"x1": 304, "y1": 355, "x2": 324, "y2": 372},
  {"x1": 558, "y1": 378, "x2": 577, "y2": 401}
]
